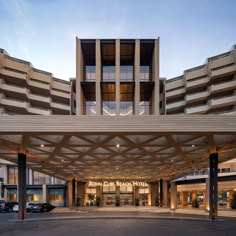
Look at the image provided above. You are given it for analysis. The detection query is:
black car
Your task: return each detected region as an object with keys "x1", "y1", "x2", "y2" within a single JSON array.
[
  {"x1": 31, "y1": 203, "x2": 55, "y2": 212},
  {"x1": 0, "y1": 201, "x2": 18, "y2": 212}
]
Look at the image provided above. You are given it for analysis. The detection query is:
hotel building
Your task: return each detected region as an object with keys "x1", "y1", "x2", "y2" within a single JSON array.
[{"x1": 0, "y1": 39, "x2": 236, "y2": 213}]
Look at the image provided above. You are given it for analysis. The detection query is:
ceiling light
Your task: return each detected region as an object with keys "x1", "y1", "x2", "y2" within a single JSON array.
[
  {"x1": 116, "y1": 144, "x2": 120, "y2": 148},
  {"x1": 192, "y1": 144, "x2": 195, "y2": 147},
  {"x1": 61, "y1": 159, "x2": 64, "y2": 162},
  {"x1": 40, "y1": 144, "x2": 44, "y2": 148}
]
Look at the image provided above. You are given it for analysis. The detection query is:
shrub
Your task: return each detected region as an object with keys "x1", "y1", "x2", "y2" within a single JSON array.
[{"x1": 192, "y1": 198, "x2": 199, "y2": 208}]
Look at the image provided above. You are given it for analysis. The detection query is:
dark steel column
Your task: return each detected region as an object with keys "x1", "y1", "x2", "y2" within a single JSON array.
[
  {"x1": 160, "y1": 178, "x2": 163, "y2": 207},
  {"x1": 209, "y1": 153, "x2": 218, "y2": 220},
  {"x1": 72, "y1": 178, "x2": 76, "y2": 207},
  {"x1": 18, "y1": 153, "x2": 27, "y2": 220}
]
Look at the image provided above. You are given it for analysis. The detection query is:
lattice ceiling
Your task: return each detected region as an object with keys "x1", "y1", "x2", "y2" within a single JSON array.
[{"x1": 0, "y1": 133, "x2": 235, "y2": 181}]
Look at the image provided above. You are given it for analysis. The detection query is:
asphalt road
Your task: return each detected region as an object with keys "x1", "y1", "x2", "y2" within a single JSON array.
[
  {"x1": 0, "y1": 211, "x2": 236, "y2": 236},
  {"x1": 1, "y1": 218, "x2": 236, "y2": 236}
]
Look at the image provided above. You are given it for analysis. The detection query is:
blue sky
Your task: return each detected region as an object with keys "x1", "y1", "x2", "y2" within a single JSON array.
[{"x1": 0, "y1": 0, "x2": 235, "y2": 80}]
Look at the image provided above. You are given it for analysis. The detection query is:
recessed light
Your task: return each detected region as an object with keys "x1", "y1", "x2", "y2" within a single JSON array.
[
  {"x1": 116, "y1": 144, "x2": 120, "y2": 148},
  {"x1": 40, "y1": 144, "x2": 44, "y2": 148},
  {"x1": 61, "y1": 159, "x2": 64, "y2": 162},
  {"x1": 192, "y1": 144, "x2": 195, "y2": 147}
]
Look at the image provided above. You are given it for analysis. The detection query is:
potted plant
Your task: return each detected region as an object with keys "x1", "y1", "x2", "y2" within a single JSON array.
[
  {"x1": 192, "y1": 198, "x2": 199, "y2": 208},
  {"x1": 155, "y1": 196, "x2": 159, "y2": 207},
  {"x1": 115, "y1": 196, "x2": 120, "y2": 207},
  {"x1": 135, "y1": 198, "x2": 139, "y2": 206},
  {"x1": 96, "y1": 196, "x2": 101, "y2": 207},
  {"x1": 88, "y1": 194, "x2": 94, "y2": 206},
  {"x1": 76, "y1": 197, "x2": 81, "y2": 207},
  {"x1": 230, "y1": 192, "x2": 236, "y2": 209}
]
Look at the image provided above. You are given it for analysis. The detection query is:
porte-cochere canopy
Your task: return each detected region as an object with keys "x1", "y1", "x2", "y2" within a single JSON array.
[{"x1": 0, "y1": 115, "x2": 235, "y2": 181}]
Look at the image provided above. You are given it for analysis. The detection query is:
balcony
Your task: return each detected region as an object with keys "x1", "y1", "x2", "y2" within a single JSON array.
[
  {"x1": 185, "y1": 104, "x2": 209, "y2": 114},
  {"x1": 28, "y1": 106, "x2": 51, "y2": 115},
  {"x1": 1, "y1": 83, "x2": 27, "y2": 95},
  {"x1": 186, "y1": 90, "x2": 209, "y2": 103},
  {"x1": 211, "y1": 64, "x2": 236, "y2": 78},
  {"x1": 4, "y1": 57, "x2": 29, "y2": 73},
  {"x1": 28, "y1": 93, "x2": 51, "y2": 104},
  {"x1": 1, "y1": 68, "x2": 27, "y2": 81},
  {"x1": 209, "y1": 80, "x2": 236, "y2": 94},
  {"x1": 210, "y1": 53, "x2": 234, "y2": 69},
  {"x1": 219, "y1": 110, "x2": 236, "y2": 115},
  {"x1": 51, "y1": 90, "x2": 71, "y2": 99},
  {"x1": 30, "y1": 69, "x2": 51, "y2": 84},
  {"x1": 186, "y1": 77, "x2": 209, "y2": 90},
  {"x1": 28, "y1": 79, "x2": 50, "y2": 90},
  {"x1": 166, "y1": 100, "x2": 186, "y2": 111},
  {"x1": 166, "y1": 78, "x2": 185, "y2": 91},
  {"x1": 1, "y1": 98, "x2": 28, "y2": 112},
  {"x1": 209, "y1": 95, "x2": 236, "y2": 109},
  {"x1": 185, "y1": 66, "x2": 207, "y2": 80},
  {"x1": 166, "y1": 87, "x2": 186, "y2": 99},
  {"x1": 51, "y1": 102, "x2": 70, "y2": 111}
]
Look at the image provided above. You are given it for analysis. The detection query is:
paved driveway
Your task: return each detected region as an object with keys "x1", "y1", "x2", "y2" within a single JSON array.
[{"x1": 1, "y1": 218, "x2": 236, "y2": 236}]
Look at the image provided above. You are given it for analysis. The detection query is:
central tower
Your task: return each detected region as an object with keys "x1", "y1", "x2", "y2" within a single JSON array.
[{"x1": 73, "y1": 38, "x2": 162, "y2": 116}]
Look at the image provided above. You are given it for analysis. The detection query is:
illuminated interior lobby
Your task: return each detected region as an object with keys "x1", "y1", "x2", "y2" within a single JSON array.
[{"x1": 0, "y1": 38, "x2": 236, "y2": 220}]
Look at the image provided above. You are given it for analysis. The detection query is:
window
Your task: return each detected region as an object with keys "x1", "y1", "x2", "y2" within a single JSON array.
[
  {"x1": 102, "y1": 66, "x2": 115, "y2": 82},
  {"x1": 140, "y1": 66, "x2": 151, "y2": 82},
  {"x1": 85, "y1": 66, "x2": 96, "y2": 82},
  {"x1": 139, "y1": 101, "x2": 151, "y2": 115},
  {"x1": 8, "y1": 166, "x2": 18, "y2": 184},
  {"x1": 120, "y1": 185, "x2": 133, "y2": 193},
  {"x1": 120, "y1": 66, "x2": 133, "y2": 82},
  {"x1": 85, "y1": 101, "x2": 96, "y2": 115},
  {"x1": 33, "y1": 171, "x2": 51, "y2": 184},
  {"x1": 103, "y1": 185, "x2": 116, "y2": 193}
]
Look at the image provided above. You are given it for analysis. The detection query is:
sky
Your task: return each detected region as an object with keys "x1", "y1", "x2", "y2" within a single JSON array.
[{"x1": 0, "y1": 0, "x2": 236, "y2": 81}]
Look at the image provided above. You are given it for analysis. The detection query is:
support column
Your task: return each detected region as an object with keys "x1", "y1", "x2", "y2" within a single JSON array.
[
  {"x1": 72, "y1": 178, "x2": 76, "y2": 207},
  {"x1": 96, "y1": 186, "x2": 102, "y2": 206},
  {"x1": 148, "y1": 183, "x2": 152, "y2": 206},
  {"x1": 134, "y1": 186, "x2": 139, "y2": 206},
  {"x1": 116, "y1": 185, "x2": 120, "y2": 206},
  {"x1": 192, "y1": 191, "x2": 197, "y2": 201},
  {"x1": 96, "y1": 39, "x2": 101, "y2": 115},
  {"x1": 18, "y1": 153, "x2": 27, "y2": 220},
  {"x1": 134, "y1": 39, "x2": 140, "y2": 115},
  {"x1": 115, "y1": 39, "x2": 120, "y2": 116},
  {"x1": 170, "y1": 182, "x2": 177, "y2": 210},
  {"x1": 229, "y1": 190, "x2": 234, "y2": 207},
  {"x1": 163, "y1": 181, "x2": 169, "y2": 207},
  {"x1": 151, "y1": 182, "x2": 159, "y2": 206},
  {"x1": 159, "y1": 178, "x2": 163, "y2": 207},
  {"x1": 153, "y1": 38, "x2": 160, "y2": 115},
  {"x1": 205, "y1": 177, "x2": 210, "y2": 211},
  {"x1": 77, "y1": 181, "x2": 85, "y2": 206},
  {"x1": 68, "y1": 179, "x2": 76, "y2": 208},
  {"x1": 42, "y1": 184, "x2": 48, "y2": 203},
  {"x1": 182, "y1": 192, "x2": 188, "y2": 207},
  {"x1": 76, "y1": 37, "x2": 83, "y2": 115},
  {"x1": 209, "y1": 153, "x2": 218, "y2": 220}
]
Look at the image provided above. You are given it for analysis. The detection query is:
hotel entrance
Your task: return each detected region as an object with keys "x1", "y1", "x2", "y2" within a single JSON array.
[
  {"x1": 120, "y1": 184, "x2": 133, "y2": 206},
  {"x1": 86, "y1": 180, "x2": 149, "y2": 206}
]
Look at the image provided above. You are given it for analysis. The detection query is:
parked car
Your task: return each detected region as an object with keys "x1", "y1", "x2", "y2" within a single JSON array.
[
  {"x1": 13, "y1": 202, "x2": 35, "y2": 212},
  {"x1": 0, "y1": 201, "x2": 18, "y2": 212},
  {"x1": 31, "y1": 203, "x2": 55, "y2": 213}
]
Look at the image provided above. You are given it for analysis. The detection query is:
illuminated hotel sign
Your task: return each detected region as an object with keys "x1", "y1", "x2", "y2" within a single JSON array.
[{"x1": 88, "y1": 181, "x2": 148, "y2": 187}]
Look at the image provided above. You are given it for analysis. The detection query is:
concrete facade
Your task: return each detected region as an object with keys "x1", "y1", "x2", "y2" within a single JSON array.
[{"x1": 0, "y1": 40, "x2": 236, "y2": 215}]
